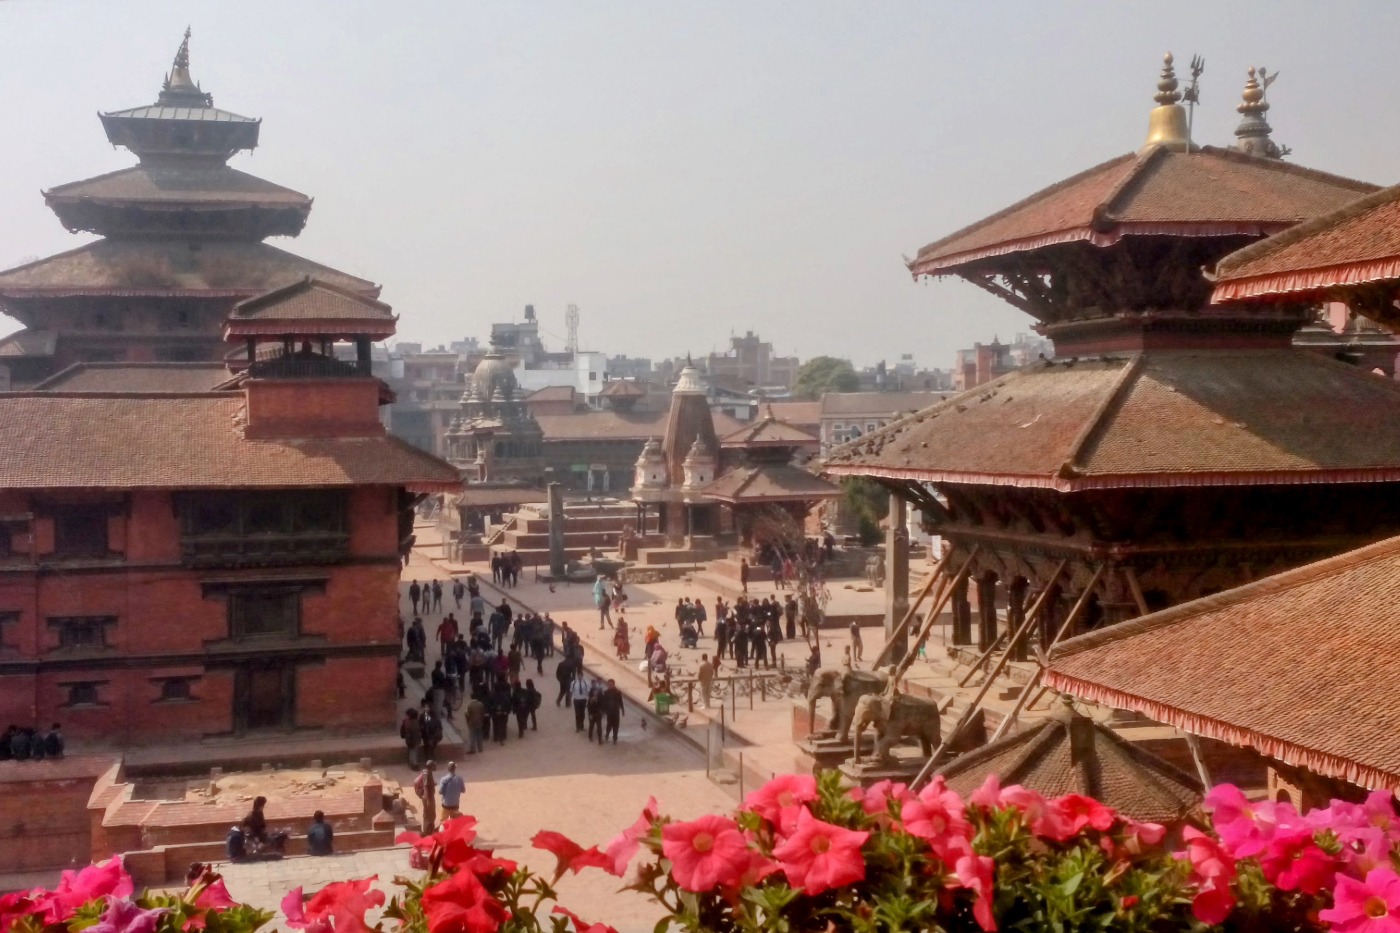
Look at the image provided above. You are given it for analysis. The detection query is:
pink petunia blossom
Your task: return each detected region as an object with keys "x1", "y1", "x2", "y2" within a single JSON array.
[
  {"x1": 951, "y1": 852, "x2": 997, "y2": 932},
  {"x1": 850, "y1": 779, "x2": 911, "y2": 817},
  {"x1": 296, "y1": 877, "x2": 385, "y2": 933},
  {"x1": 420, "y1": 869, "x2": 510, "y2": 933},
  {"x1": 1259, "y1": 831, "x2": 1335, "y2": 894},
  {"x1": 1180, "y1": 827, "x2": 1237, "y2": 925},
  {"x1": 90, "y1": 899, "x2": 168, "y2": 933},
  {"x1": 1046, "y1": 794, "x2": 1117, "y2": 839},
  {"x1": 744, "y1": 773, "x2": 818, "y2": 834},
  {"x1": 771, "y1": 808, "x2": 869, "y2": 896},
  {"x1": 531, "y1": 830, "x2": 615, "y2": 881},
  {"x1": 661, "y1": 815, "x2": 752, "y2": 892},
  {"x1": 603, "y1": 796, "x2": 659, "y2": 877},
  {"x1": 899, "y1": 777, "x2": 971, "y2": 860},
  {"x1": 552, "y1": 905, "x2": 620, "y2": 933},
  {"x1": 1320, "y1": 867, "x2": 1400, "y2": 933}
]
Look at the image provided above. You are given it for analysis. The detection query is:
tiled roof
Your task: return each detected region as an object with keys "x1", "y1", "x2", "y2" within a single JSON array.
[
  {"x1": 719, "y1": 408, "x2": 819, "y2": 447},
  {"x1": 33, "y1": 362, "x2": 231, "y2": 393},
  {"x1": 1211, "y1": 183, "x2": 1400, "y2": 302},
  {"x1": 0, "y1": 239, "x2": 377, "y2": 298},
  {"x1": 766, "y1": 400, "x2": 821, "y2": 428},
  {"x1": 700, "y1": 463, "x2": 840, "y2": 503},
  {"x1": 936, "y1": 704, "x2": 1202, "y2": 823},
  {"x1": 455, "y1": 486, "x2": 549, "y2": 508},
  {"x1": 1045, "y1": 534, "x2": 1400, "y2": 791},
  {"x1": 0, "y1": 392, "x2": 460, "y2": 491},
  {"x1": 535, "y1": 409, "x2": 744, "y2": 442},
  {"x1": 820, "y1": 390, "x2": 951, "y2": 417},
  {"x1": 911, "y1": 146, "x2": 1377, "y2": 277},
  {"x1": 226, "y1": 279, "x2": 396, "y2": 338},
  {"x1": 44, "y1": 164, "x2": 309, "y2": 208},
  {"x1": 597, "y1": 380, "x2": 647, "y2": 398},
  {"x1": 525, "y1": 385, "x2": 578, "y2": 403},
  {"x1": 0, "y1": 328, "x2": 56, "y2": 358},
  {"x1": 824, "y1": 350, "x2": 1400, "y2": 490},
  {"x1": 102, "y1": 104, "x2": 257, "y2": 123}
]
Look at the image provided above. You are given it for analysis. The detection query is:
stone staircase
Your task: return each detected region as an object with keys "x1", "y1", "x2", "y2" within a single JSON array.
[{"x1": 488, "y1": 499, "x2": 635, "y2": 565}]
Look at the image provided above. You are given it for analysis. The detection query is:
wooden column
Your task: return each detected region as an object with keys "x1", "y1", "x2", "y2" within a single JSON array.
[
  {"x1": 883, "y1": 493, "x2": 910, "y2": 664},
  {"x1": 951, "y1": 576, "x2": 972, "y2": 645},
  {"x1": 1007, "y1": 577, "x2": 1029, "y2": 662},
  {"x1": 976, "y1": 575, "x2": 998, "y2": 652}
]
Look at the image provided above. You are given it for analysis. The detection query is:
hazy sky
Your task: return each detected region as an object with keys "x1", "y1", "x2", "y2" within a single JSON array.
[{"x1": 3, "y1": 1, "x2": 1399, "y2": 368}]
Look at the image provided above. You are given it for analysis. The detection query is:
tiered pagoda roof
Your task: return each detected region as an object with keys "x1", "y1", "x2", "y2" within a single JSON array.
[
  {"x1": 936, "y1": 702, "x2": 1202, "y2": 823},
  {"x1": 225, "y1": 277, "x2": 396, "y2": 340},
  {"x1": 1045, "y1": 534, "x2": 1400, "y2": 791},
  {"x1": 719, "y1": 405, "x2": 820, "y2": 448},
  {"x1": 825, "y1": 350, "x2": 1400, "y2": 490}
]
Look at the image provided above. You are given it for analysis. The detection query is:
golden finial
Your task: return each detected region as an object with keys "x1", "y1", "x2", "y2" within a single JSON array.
[
  {"x1": 173, "y1": 26, "x2": 192, "y2": 72},
  {"x1": 1142, "y1": 51, "x2": 1190, "y2": 153},
  {"x1": 1238, "y1": 66, "x2": 1266, "y2": 113},
  {"x1": 1154, "y1": 52, "x2": 1182, "y2": 105}
]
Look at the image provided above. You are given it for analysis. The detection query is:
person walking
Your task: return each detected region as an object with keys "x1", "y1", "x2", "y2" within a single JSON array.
[
  {"x1": 594, "y1": 576, "x2": 613, "y2": 630},
  {"x1": 415, "y1": 760, "x2": 437, "y2": 834},
  {"x1": 697, "y1": 653, "x2": 714, "y2": 709},
  {"x1": 555, "y1": 656, "x2": 575, "y2": 707},
  {"x1": 431, "y1": 580, "x2": 444, "y2": 613},
  {"x1": 739, "y1": 558, "x2": 750, "y2": 594},
  {"x1": 785, "y1": 595, "x2": 798, "y2": 641},
  {"x1": 406, "y1": 617, "x2": 426, "y2": 663},
  {"x1": 586, "y1": 682, "x2": 604, "y2": 743},
  {"x1": 452, "y1": 578, "x2": 465, "y2": 610},
  {"x1": 464, "y1": 693, "x2": 486, "y2": 754},
  {"x1": 408, "y1": 580, "x2": 422, "y2": 615},
  {"x1": 438, "y1": 762, "x2": 466, "y2": 822},
  {"x1": 488, "y1": 684, "x2": 511, "y2": 745},
  {"x1": 571, "y1": 675, "x2": 590, "y2": 732},
  {"x1": 600, "y1": 679, "x2": 625, "y2": 744},
  {"x1": 714, "y1": 615, "x2": 729, "y2": 662},
  {"x1": 693, "y1": 598, "x2": 707, "y2": 638},
  {"x1": 849, "y1": 620, "x2": 864, "y2": 663},
  {"x1": 400, "y1": 708, "x2": 423, "y2": 769}
]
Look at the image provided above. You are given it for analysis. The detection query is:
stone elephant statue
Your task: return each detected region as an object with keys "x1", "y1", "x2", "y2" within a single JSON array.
[
  {"x1": 806, "y1": 667, "x2": 889, "y2": 740},
  {"x1": 849, "y1": 687, "x2": 942, "y2": 765}
]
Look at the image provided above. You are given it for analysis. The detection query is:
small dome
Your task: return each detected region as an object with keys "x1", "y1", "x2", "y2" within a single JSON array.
[
  {"x1": 472, "y1": 351, "x2": 517, "y2": 402},
  {"x1": 673, "y1": 364, "x2": 707, "y2": 395}
]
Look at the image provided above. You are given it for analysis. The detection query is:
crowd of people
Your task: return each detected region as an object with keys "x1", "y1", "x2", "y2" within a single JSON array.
[{"x1": 0, "y1": 723, "x2": 64, "y2": 761}]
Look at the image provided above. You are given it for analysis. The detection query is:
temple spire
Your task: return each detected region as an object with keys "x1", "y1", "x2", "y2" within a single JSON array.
[
  {"x1": 1142, "y1": 52, "x2": 1190, "y2": 153},
  {"x1": 159, "y1": 27, "x2": 212, "y2": 107},
  {"x1": 1232, "y1": 66, "x2": 1289, "y2": 159}
]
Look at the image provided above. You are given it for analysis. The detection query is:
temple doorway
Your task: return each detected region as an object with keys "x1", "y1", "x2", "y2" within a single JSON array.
[{"x1": 234, "y1": 663, "x2": 295, "y2": 731}]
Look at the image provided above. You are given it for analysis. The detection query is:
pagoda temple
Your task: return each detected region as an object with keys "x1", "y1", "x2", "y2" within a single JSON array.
[
  {"x1": 444, "y1": 345, "x2": 545, "y2": 485},
  {"x1": 825, "y1": 56, "x2": 1400, "y2": 656},
  {"x1": 0, "y1": 31, "x2": 376, "y2": 387}
]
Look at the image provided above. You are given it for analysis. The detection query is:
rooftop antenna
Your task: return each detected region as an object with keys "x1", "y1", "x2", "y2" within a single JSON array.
[
  {"x1": 1182, "y1": 54, "x2": 1205, "y2": 151},
  {"x1": 565, "y1": 304, "x2": 580, "y2": 354}
]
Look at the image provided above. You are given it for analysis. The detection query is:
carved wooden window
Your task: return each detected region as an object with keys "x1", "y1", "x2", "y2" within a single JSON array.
[
  {"x1": 229, "y1": 590, "x2": 300, "y2": 640},
  {"x1": 63, "y1": 681, "x2": 104, "y2": 707},
  {"x1": 50, "y1": 616, "x2": 115, "y2": 650},
  {"x1": 52, "y1": 507, "x2": 110, "y2": 557},
  {"x1": 157, "y1": 677, "x2": 196, "y2": 702}
]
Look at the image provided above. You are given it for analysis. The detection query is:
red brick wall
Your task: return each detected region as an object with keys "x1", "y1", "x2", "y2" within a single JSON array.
[
  {"x1": 0, "y1": 758, "x2": 111, "y2": 872},
  {"x1": 297, "y1": 656, "x2": 398, "y2": 732},
  {"x1": 244, "y1": 379, "x2": 385, "y2": 438}
]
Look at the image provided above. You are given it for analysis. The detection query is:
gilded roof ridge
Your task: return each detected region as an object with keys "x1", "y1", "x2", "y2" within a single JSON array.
[{"x1": 1048, "y1": 532, "x2": 1400, "y2": 663}]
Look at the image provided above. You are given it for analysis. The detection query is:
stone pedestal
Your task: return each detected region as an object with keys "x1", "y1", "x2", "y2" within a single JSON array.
[
  {"x1": 837, "y1": 755, "x2": 933, "y2": 788},
  {"x1": 799, "y1": 733, "x2": 876, "y2": 773}
]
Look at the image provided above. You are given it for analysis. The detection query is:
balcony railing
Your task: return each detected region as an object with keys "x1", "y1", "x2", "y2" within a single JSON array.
[
  {"x1": 180, "y1": 532, "x2": 350, "y2": 568},
  {"x1": 247, "y1": 350, "x2": 372, "y2": 380}
]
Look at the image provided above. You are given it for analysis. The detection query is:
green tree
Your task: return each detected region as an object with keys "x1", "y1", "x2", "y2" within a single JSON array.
[
  {"x1": 841, "y1": 476, "x2": 889, "y2": 546},
  {"x1": 792, "y1": 355, "x2": 860, "y2": 399}
]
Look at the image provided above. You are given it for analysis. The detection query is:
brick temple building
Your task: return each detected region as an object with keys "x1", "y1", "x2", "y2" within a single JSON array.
[
  {"x1": 0, "y1": 31, "x2": 376, "y2": 387},
  {"x1": 825, "y1": 56, "x2": 1400, "y2": 656},
  {"x1": 0, "y1": 279, "x2": 459, "y2": 745}
]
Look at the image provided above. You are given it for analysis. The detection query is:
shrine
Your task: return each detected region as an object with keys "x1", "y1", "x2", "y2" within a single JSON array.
[
  {"x1": 0, "y1": 31, "x2": 376, "y2": 386},
  {"x1": 824, "y1": 55, "x2": 1400, "y2": 659}
]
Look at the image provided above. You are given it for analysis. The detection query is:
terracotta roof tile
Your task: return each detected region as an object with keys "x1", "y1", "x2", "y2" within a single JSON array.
[
  {"x1": 912, "y1": 147, "x2": 1377, "y2": 276},
  {"x1": 0, "y1": 328, "x2": 56, "y2": 358},
  {"x1": 0, "y1": 239, "x2": 377, "y2": 298},
  {"x1": 535, "y1": 409, "x2": 744, "y2": 442},
  {"x1": 936, "y1": 705, "x2": 1201, "y2": 822},
  {"x1": 0, "y1": 392, "x2": 460, "y2": 491},
  {"x1": 819, "y1": 391, "x2": 950, "y2": 417},
  {"x1": 597, "y1": 380, "x2": 647, "y2": 398},
  {"x1": 766, "y1": 400, "x2": 821, "y2": 429},
  {"x1": 1212, "y1": 184, "x2": 1400, "y2": 301},
  {"x1": 824, "y1": 350, "x2": 1400, "y2": 490},
  {"x1": 44, "y1": 164, "x2": 309, "y2": 208},
  {"x1": 525, "y1": 385, "x2": 577, "y2": 403},
  {"x1": 719, "y1": 409, "x2": 818, "y2": 447},
  {"x1": 227, "y1": 279, "x2": 395, "y2": 336},
  {"x1": 1045, "y1": 534, "x2": 1400, "y2": 790},
  {"x1": 701, "y1": 463, "x2": 840, "y2": 503},
  {"x1": 33, "y1": 362, "x2": 231, "y2": 393}
]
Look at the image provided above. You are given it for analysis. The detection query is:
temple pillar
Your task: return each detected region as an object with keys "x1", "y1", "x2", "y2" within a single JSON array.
[
  {"x1": 547, "y1": 482, "x2": 566, "y2": 578},
  {"x1": 884, "y1": 493, "x2": 910, "y2": 663},
  {"x1": 976, "y1": 574, "x2": 999, "y2": 652},
  {"x1": 951, "y1": 576, "x2": 973, "y2": 645},
  {"x1": 1038, "y1": 584, "x2": 1063, "y2": 650},
  {"x1": 1007, "y1": 577, "x2": 1029, "y2": 662}
]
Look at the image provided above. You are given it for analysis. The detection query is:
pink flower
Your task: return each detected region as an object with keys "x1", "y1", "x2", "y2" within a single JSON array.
[
  {"x1": 1180, "y1": 827, "x2": 1236, "y2": 925},
  {"x1": 90, "y1": 899, "x2": 168, "y2": 933},
  {"x1": 1259, "y1": 831, "x2": 1335, "y2": 894},
  {"x1": 1204, "y1": 784, "x2": 1278, "y2": 858},
  {"x1": 1047, "y1": 794, "x2": 1117, "y2": 838},
  {"x1": 552, "y1": 905, "x2": 620, "y2": 933},
  {"x1": 771, "y1": 808, "x2": 869, "y2": 895},
  {"x1": 289, "y1": 877, "x2": 384, "y2": 933},
  {"x1": 421, "y1": 869, "x2": 510, "y2": 933},
  {"x1": 30, "y1": 857, "x2": 135, "y2": 923},
  {"x1": 850, "y1": 779, "x2": 911, "y2": 816},
  {"x1": 1321, "y1": 867, "x2": 1400, "y2": 932},
  {"x1": 603, "y1": 796, "x2": 659, "y2": 877},
  {"x1": 952, "y1": 852, "x2": 997, "y2": 932},
  {"x1": 744, "y1": 774, "x2": 818, "y2": 833},
  {"x1": 997, "y1": 784, "x2": 1076, "y2": 842},
  {"x1": 193, "y1": 878, "x2": 237, "y2": 911},
  {"x1": 899, "y1": 777, "x2": 970, "y2": 860},
  {"x1": 531, "y1": 830, "x2": 614, "y2": 881},
  {"x1": 661, "y1": 815, "x2": 752, "y2": 892},
  {"x1": 969, "y1": 774, "x2": 1004, "y2": 810},
  {"x1": 1119, "y1": 819, "x2": 1166, "y2": 853}
]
